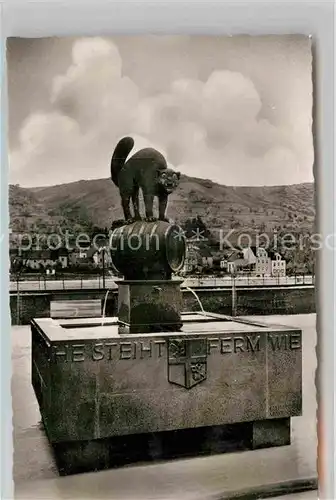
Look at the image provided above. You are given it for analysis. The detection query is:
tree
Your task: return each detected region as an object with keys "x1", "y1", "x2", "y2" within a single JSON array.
[
  {"x1": 55, "y1": 261, "x2": 63, "y2": 273},
  {"x1": 91, "y1": 225, "x2": 108, "y2": 237},
  {"x1": 259, "y1": 222, "x2": 266, "y2": 233},
  {"x1": 182, "y1": 216, "x2": 211, "y2": 241}
]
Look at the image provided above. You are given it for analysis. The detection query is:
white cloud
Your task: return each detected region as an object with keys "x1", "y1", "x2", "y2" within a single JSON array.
[
  {"x1": 51, "y1": 38, "x2": 139, "y2": 139},
  {"x1": 10, "y1": 37, "x2": 312, "y2": 187},
  {"x1": 10, "y1": 112, "x2": 87, "y2": 185}
]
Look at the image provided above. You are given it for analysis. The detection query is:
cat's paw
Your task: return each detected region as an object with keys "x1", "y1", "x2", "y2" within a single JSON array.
[
  {"x1": 160, "y1": 217, "x2": 171, "y2": 223},
  {"x1": 145, "y1": 217, "x2": 157, "y2": 222}
]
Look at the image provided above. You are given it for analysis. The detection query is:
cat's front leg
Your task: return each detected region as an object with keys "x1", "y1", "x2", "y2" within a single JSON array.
[
  {"x1": 158, "y1": 194, "x2": 169, "y2": 222},
  {"x1": 144, "y1": 194, "x2": 156, "y2": 222},
  {"x1": 131, "y1": 187, "x2": 142, "y2": 221},
  {"x1": 121, "y1": 195, "x2": 133, "y2": 223}
]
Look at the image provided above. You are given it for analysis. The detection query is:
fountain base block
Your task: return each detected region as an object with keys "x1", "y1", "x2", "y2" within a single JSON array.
[
  {"x1": 31, "y1": 312, "x2": 302, "y2": 474},
  {"x1": 117, "y1": 280, "x2": 183, "y2": 334},
  {"x1": 51, "y1": 418, "x2": 290, "y2": 475}
]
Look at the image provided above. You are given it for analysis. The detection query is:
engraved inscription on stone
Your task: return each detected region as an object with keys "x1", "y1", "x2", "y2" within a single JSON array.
[
  {"x1": 268, "y1": 333, "x2": 302, "y2": 351},
  {"x1": 51, "y1": 340, "x2": 166, "y2": 363},
  {"x1": 50, "y1": 332, "x2": 301, "y2": 363},
  {"x1": 207, "y1": 334, "x2": 261, "y2": 354},
  {"x1": 71, "y1": 344, "x2": 85, "y2": 362}
]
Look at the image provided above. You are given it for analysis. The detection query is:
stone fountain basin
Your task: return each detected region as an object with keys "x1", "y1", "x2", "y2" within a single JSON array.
[{"x1": 31, "y1": 312, "x2": 302, "y2": 446}]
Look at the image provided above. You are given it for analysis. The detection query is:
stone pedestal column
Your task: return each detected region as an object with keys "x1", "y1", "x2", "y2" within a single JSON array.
[{"x1": 117, "y1": 280, "x2": 184, "y2": 334}]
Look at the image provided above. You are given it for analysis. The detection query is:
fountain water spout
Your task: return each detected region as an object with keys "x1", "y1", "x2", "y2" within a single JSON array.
[
  {"x1": 183, "y1": 285, "x2": 206, "y2": 316},
  {"x1": 101, "y1": 289, "x2": 110, "y2": 326}
]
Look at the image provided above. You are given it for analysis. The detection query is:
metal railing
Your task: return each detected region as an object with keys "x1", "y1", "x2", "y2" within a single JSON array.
[
  {"x1": 10, "y1": 274, "x2": 121, "y2": 292},
  {"x1": 180, "y1": 274, "x2": 315, "y2": 288},
  {"x1": 184, "y1": 275, "x2": 315, "y2": 287},
  {"x1": 9, "y1": 273, "x2": 315, "y2": 292}
]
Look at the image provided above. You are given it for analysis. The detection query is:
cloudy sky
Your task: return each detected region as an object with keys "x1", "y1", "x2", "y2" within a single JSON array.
[{"x1": 7, "y1": 35, "x2": 313, "y2": 187}]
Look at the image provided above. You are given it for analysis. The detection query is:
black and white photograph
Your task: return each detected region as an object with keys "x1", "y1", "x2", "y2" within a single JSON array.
[{"x1": 8, "y1": 35, "x2": 317, "y2": 500}]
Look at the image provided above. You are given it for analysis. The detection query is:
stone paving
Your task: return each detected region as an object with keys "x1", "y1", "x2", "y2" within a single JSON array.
[{"x1": 12, "y1": 314, "x2": 317, "y2": 499}]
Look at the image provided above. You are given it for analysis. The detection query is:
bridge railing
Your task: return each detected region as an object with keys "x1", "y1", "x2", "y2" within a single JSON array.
[
  {"x1": 180, "y1": 274, "x2": 315, "y2": 288},
  {"x1": 10, "y1": 274, "x2": 120, "y2": 292},
  {"x1": 9, "y1": 273, "x2": 315, "y2": 292}
]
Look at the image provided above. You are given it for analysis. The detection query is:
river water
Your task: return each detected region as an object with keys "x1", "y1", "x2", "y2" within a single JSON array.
[{"x1": 12, "y1": 314, "x2": 317, "y2": 500}]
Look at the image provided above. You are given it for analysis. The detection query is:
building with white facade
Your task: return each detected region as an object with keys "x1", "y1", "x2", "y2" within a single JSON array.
[
  {"x1": 91, "y1": 248, "x2": 113, "y2": 268},
  {"x1": 253, "y1": 248, "x2": 286, "y2": 277},
  {"x1": 182, "y1": 241, "x2": 199, "y2": 274},
  {"x1": 255, "y1": 247, "x2": 271, "y2": 276},
  {"x1": 271, "y1": 252, "x2": 286, "y2": 277}
]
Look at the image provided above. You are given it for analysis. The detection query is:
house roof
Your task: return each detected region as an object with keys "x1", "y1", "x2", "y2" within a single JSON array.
[
  {"x1": 67, "y1": 239, "x2": 91, "y2": 249},
  {"x1": 248, "y1": 249, "x2": 285, "y2": 261},
  {"x1": 10, "y1": 247, "x2": 71, "y2": 260},
  {"x1": 235, "y1": 258, "x2": 250, "y2": 267},
  {"x1": 27, "y1": 250, "x2": 55, "y2": 260},
  {"x1": 227, "y1": 250, "x2": 244, "y2": 262},
  {"x1": 242, "y1": 247, "x2": 257, "y2": 264},
  {"x1": 76, "y1": 257, "x2": 93, "y2": 265},
  {"x1": 244, "y1": 246, "x2": 285, "y2": 261},
  {"x1": 201, "y1": 250, "x2": 213, "y2": 258},
  {"x1": 187, "y1": 242, "x2": 213, "y2": 258},
  {"x1": 87, "y1": 246, "x2": 101, "y2": 259},
  {"x1": 58, "y1": 247, "x2": 69, "y2": 256}
]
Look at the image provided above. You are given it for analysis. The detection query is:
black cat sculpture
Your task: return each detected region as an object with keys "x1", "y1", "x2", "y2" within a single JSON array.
[{"x1": 110, "y1": 136, "x2": 180, "y2": 223}]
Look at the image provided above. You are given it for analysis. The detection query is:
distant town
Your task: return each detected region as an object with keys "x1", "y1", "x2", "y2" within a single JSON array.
[{"x1": 9, "y1": 230, "x2": 291, "y2": 279}]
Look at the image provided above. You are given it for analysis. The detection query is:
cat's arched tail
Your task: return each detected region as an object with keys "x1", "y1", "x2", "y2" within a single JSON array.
[{"x1": 110, "y1": 136, "x2": 134, "y2": 186}]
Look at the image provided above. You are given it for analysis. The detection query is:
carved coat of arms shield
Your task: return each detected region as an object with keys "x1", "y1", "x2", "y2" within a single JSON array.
[{"x1": 167, "y1": 338, "x2": 207, "y2": 389}]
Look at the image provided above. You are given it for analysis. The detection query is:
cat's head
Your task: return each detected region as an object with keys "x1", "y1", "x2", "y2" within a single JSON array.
[{"x1": 158, "y1": 169, "x2": 181, "y2": 193}]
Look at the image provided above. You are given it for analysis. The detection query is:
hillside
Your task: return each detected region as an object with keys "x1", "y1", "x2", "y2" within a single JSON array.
[
  {"x1": 9, "y1": 176, "x2": 315, "y2": 241},
  {"x1": 9, "y1": 184, "x2": 65, "y2": 234}
]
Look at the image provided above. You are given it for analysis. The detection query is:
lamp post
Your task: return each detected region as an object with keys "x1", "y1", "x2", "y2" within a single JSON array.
[
  {"x1": 102, "y1": 247, "x2": 106, "y2": 289},
  {"x1": 16, "y1": 273, "x2": 20, "y2": 325},
  {"x1": 232, "y1": 269, "x2": 237, "y2": 317},
  {"x1": 312, "y1": 260, "x2": 315, "y2": 285}
]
